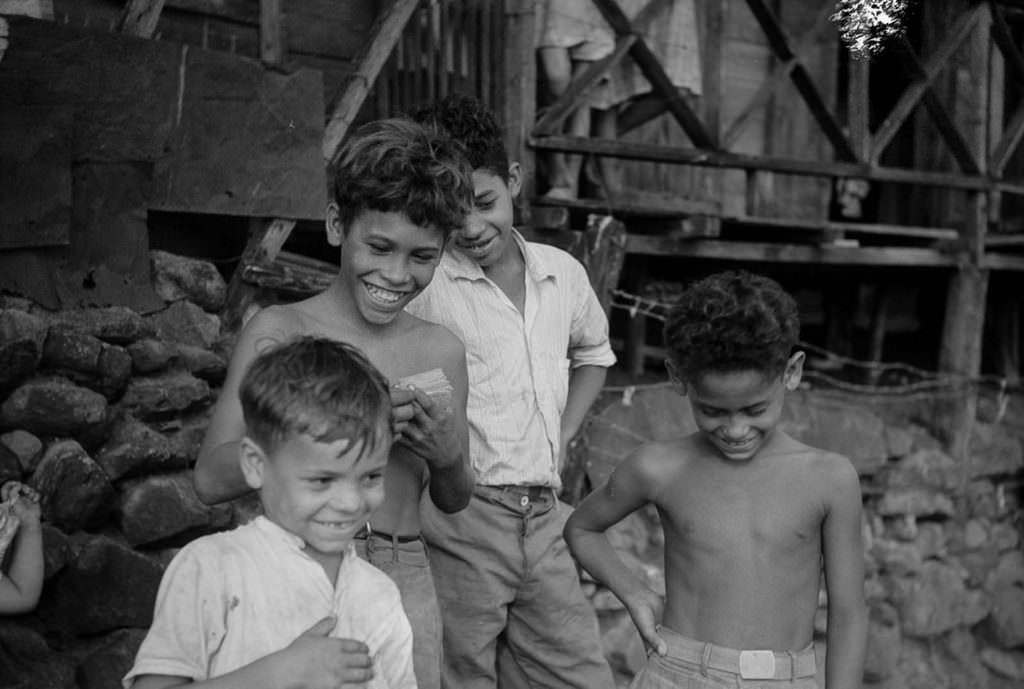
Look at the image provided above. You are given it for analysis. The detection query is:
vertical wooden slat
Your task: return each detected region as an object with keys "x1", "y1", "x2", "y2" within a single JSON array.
[
  {"x1": 118, "y1": 0, "x2": 165, "y2": 38},
  {"x1": 847, "y1": 53, "x2": 870, "y2": 161},
  {"x1": 478, "y1": 0, "x2": 490, "y2": 103},
  {"x1": 259, "y1": 0, "x2": 284, "y2": 66},
  {"x1": 502, "y1": 0, "x2": 536, "y2": 216}
]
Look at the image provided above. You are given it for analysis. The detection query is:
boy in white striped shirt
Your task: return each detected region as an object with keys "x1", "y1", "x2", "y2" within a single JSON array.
[{"x1": 409, "y1": 95, "x2": 616, "y2": 689}]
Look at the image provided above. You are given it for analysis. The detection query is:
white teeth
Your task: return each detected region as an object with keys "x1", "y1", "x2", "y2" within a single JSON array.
[{"x1": 364, "y1": 282, "x2": 405, "y2": 304}]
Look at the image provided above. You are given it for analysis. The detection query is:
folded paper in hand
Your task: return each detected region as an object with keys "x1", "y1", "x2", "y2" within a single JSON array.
[{"x1": 396, "y1": 368, "x2": 454, "y2": 412}]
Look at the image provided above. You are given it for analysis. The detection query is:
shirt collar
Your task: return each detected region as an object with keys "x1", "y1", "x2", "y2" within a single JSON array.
[
  {"x1": 252, "y1": 515, "x2": 356, "y2": 563},
  {"x1": 442, "y1": 229, "x2": 556, "y2": 283}
]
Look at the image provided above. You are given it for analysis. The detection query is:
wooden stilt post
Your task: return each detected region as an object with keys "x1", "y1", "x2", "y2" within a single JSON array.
[
  {"x1": 502, "y1": 0, "x2": 537, "y2": 225},
  {"x1": 221, "y1": 217, "x2": 296, "y2": 332}
]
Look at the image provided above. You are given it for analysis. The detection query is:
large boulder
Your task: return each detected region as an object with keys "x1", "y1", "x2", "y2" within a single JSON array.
[
  {"x1": 76, "y1": 628, "x2": 148, "y2": 689},
  {"x1": 120, "y1": 371, "x2": 210, "y2": 419},
  {"x1": 145, "y1": 300, "x2": 221, "y2": 349},
  {"x1": 781, "y1": 389, "x2": 887, "y2": 475},
  {"x1": 119, "y1": 472, "x2": 228, "y2": 545},
  {"x1": 126, "y1": 338, "x2": 178, "y2": 374},
  {"x1": 150, "y1": 250, "x2": 227, "y2": 312},
  {"x1": 38, "y1": 534, "x2": 163, "y2": 638},
  {"x1": 30, "y1": 440, "x2": 114, "y2": 532},
  {"x1": 41, "y1": 328, "x2": 131, "y2": 399},
  {"x1": 0, "y1": 622, "x2": 77, "y2": 689},
  {"x1": 0, "y1": 378, "x2": 109, "y2": 444},
  {"x1": 894, "y1": 560, "x2": 990, "y2": 637},
  {"x1": 96, "y1": 415, "x2": 185, "y2": 481},
  {"x1": 1, "y1": 429, "x2": 43, "y2": 473},
  {"x1": 45, "y1": 306, "x2": 151, "y2": 344}
]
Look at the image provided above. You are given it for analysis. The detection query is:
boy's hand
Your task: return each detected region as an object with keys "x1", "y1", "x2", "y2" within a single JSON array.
[
  {"x1": 275, "y1": 616, "x2": 374, "y2": 689},
  {"x1": 1, "y1": 482, "x2": 41, "y2": 527},
  {"x1": 389, "y1": 386, "x2": 418, "y2": 440},
  {"x1": 394, "y1": 386, "x2": 461, "y2": 470},
  {"x1": 624, "y1": 589, "x2": 667, "y2": 656}
]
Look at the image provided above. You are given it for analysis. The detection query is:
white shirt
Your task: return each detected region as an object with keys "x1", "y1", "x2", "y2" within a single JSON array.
[
  {"x1": 123, "y1": 517, "x2": 416, "y2": 688},
  {"x1": 406, "y1": 231, "x2": 615, "y2": 489}
]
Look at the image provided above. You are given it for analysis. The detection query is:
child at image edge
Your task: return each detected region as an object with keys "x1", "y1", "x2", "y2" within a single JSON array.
[
  {"x1": 565, "y1": 271, "x2": 867, "y2": 689},
  {"x1": 409, "y1": 94, "x2": 617, "y2": 689},
  {"x1": 125, "y1": 337, "x2": 415, "y2": 689},
  {"x1": 0, "y1": 481, "x2": 43, "y2": 614}
]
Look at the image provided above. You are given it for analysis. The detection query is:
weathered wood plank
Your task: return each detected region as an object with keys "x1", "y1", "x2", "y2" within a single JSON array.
[
  {"x1": 533, "y1": 190, "x2": 720, "y2": 217},
  {"x1": 222, "y1": 217, "x2": 296, "y2": 330},
  {"x1": 259, "y1": 0, "x2": 282, "y2": 65},
  {"x1": 118, "y1": 0, "x2": 165, "y2": 37},
  {"x1": 323, "y1": 0, "x2": 418, "y2": 165},
  {"x1": 503, "y1": 0, "x2": 537, "y2": 220}
]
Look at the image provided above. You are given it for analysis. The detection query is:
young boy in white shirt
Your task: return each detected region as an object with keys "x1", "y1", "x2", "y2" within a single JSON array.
[{"x1": 124, "y1": 337, "x2": 416, "y2": 689}]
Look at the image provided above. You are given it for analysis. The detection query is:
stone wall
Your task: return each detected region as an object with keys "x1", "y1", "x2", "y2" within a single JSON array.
[
  {"x1": 0, "y1": 251, "x2": 238, "y2": 688},
  {"x1": 585, "y1": 385, "x2": 1024, "y2": 689},
  {"x1": 0, "y1": 250, "x2": 1021, "y2": 688}
]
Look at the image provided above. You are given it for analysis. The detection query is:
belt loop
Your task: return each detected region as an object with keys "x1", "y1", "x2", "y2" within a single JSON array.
[
  {"x1": 391, "y1": 531, "x2": 399, "y2": 564},
  {"x1": 700, "y1": 643, "x2": 711, "y2": 677},
  {"x1": 787, "y1": 650, "x2": 795, "y2": 681}
]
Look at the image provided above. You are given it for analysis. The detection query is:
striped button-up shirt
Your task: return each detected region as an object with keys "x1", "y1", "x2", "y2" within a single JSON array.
[{"x1": 406, "y1": 231, "x2": 615, "y2": 489}]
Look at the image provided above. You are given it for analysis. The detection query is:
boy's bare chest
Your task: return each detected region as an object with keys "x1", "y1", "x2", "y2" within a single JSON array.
[
  {"x1": 294, "y1": 316, "x2": 440, "y2": 381},
  {"x1": 660, "y1": 467, "x2": 822, "y2": 552}
]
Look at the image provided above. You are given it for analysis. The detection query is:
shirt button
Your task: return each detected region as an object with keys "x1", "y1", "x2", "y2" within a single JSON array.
[{"x1": 519, "y1": 495, "x2": 529, "y2": 507}]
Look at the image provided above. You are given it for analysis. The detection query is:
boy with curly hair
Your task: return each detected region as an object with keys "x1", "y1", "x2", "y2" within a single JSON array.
[
  {"x1": 565, "y1": 271, "x2": 867, "y2": 689},
  {"x1": 194, "y1": 118, "x2": 476, "y2": 689},
  {"x1": 408, "y1": 94, "x2": 617, "y2": 689},
  {"x1": 127, "y1": 337, "x2": 414, "y2": 688}
]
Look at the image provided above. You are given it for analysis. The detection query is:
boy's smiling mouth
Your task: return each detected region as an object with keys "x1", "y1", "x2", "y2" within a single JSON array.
[
  {"x1": 363, "y1": 281, "x2": 410, "y2": 305},
  {"x1": 457, "y1": 235, "x2": 496, "y2": 256}
]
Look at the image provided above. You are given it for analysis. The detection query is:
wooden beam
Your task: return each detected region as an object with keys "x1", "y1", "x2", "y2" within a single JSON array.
[
  {"x1": 259, "y1": 0, "x2": 283, "y2": 65},
  {"x1": 590, "y1": 0, "x2": 715, "y2": 148},
  {"x1": 848, "y1": 55, "x2": 871, "y2": 161},
  {"x1": 503, "y1": 0, "x2": 538, "y2": 223},
  {"x1": 221, "y1": 217, "x2": 296, "y2": 331},
  {"x1": 742, "y1": 0, "x2": 857, "y2": 161},
  {"x1": 533, "y1": 191, "x2": 720, "y2": 217},
  {"x1": 322, "y1": 0, "x2": 419, "y2": 165},
  {"x1": 870, "y1": 6, "x2": 983, "y2": 163},
  {"x1": 118, "y1": 0, "x2": 166, "y2": 38},
  {"x1": 530, "y1": 135, "x2": 994, "y2": 190},
  {"x1": 723, "y1": 1, "x2": 835, "y2": 150},
  {"x1": 623, "y1": 237, "x2": 961, "y2": 266}
]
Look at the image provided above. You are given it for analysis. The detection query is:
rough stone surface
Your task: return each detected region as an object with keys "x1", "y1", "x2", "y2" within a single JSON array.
[
  {"x1": 30, "y1": 440, "x2": 114, "y2": 532},
  {"x1": 126, "y1": 338, "x2": 178, "y2": 373},
  {"x1": 1, "y1": 429, "x2": 44, "y2": 473},
  {"x1": 120, "y1": 371, "x2": 210, "y2": 419},
  {"x1": 39, "y1": 535, "x2": 163, "y2": 637},
  {"x1": 119, "y1": 471, "x2": 224, "y2": 545},
  {"x1": 145, "y1": 300, "x2": 221, "y2": 349},
  {"x1": 895, "y1": 560, "x2": 991, "y2": 637},
  {"x1": 150, "y1": 249, "x2": 227, "y2": 312},
  {"x1": 863, "y1": 603, "x2": 901, "y2": 681},
  {"x1": 42, "y1": 523, "x2": 71, "y2": 580},
  {"x1": 41, "y1": 328, "x2": 132, "y2": 398},
  {"x1": 988, "y1": 585, "x2": 1024, "y2": 649},
  {"x1": 881, "y1": 449, "x2": 961, "y2": 491},
  {"x1": 969, "y1": 422, "x2": 1024, "y2": 477},
  {"x1": 0, "y1": 308, "x2": 47, "y2": 391},
  {"x1": 0, "y1": 622, "x2": 77, "y2": 689},
  {"x1": 96, "y1": 415, "x2": 184, "y2": 481},
  {"x1": 45, "y1": 306, "x2": 151, "y2": 344},
  {"x1": 0, "y1": 377, "x2": 109, "y2": 443},
  {"x1": 883, "y1": 425, "x2": 915, "y2": 458},
  {"x1": 980, "y1": 647, "x2": 1024, "y2": 681},
  {"x1": 175, "y1": 343, "x2": 227, "y2": 382},
  {"x1": 0, "y1": 440, "x2": 22, "y2": 484},
  {"x1": 781, "y1": 390, "x2": 887, "y2": 474},
  {"x1": 876, "y1": 488, "x2": 956, "y2": 517},
  {"x1": 76, "y1": 628, "x2": 147, "y2": 689}
]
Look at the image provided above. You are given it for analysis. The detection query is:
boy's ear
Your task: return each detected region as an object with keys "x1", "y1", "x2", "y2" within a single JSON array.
[
  {"x1": 325, "y1": 202, "x2": 345, "y2": 247},
  {"x1": 665, "y1": 359, "x2": 688, "y2": 396},
  {"x1": 507, "y1": 162, "x2": 522, "y2": 199},
  {"x1": 239, "y1": 437, "x2": 268, "y2": 491},
  {"x1": 783, "y1": 351, "x2": 805, "y2": 391}
]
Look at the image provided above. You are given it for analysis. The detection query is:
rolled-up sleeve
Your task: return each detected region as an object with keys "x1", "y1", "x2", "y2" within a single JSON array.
[{"x1": 567, "y1": 260, "x2": 616, "y2": 369}]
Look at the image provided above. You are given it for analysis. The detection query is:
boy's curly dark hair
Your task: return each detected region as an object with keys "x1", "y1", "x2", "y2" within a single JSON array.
[
  {"x1": 239, "y1": 336, "x2": 391, "y2": 460},
  {"x1": 664, "y1": 271, "x2": 800, "y2": 380},
  {"x1": 411, "y1": 94, "x2": 510, "y2": 181},
  {"x1": 331, "y1": 117, "x2": 474, "y2": 236}
]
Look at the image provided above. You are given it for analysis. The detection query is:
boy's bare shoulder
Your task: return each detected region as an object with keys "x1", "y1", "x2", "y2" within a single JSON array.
[
  {"x1": 621, "y1": 435, "x2": 701, "y2": 489},
  {"x1": 402, "y1": 312, "x2": 465, "y2": 355},
  {"x1": 777, "y1": 434, "x2": 860, "y2": 489},
  {"x1": 238, "y1": 303, "x2": 308, "y2": 346}
]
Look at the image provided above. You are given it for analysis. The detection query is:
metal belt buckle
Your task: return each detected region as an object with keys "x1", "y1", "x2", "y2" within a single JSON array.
[{"x1": 738, "y1": 650, "x2": 776, "y2": 680}]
